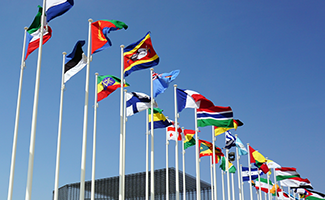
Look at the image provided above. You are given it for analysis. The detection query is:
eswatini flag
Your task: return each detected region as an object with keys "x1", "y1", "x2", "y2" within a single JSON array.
[
  {"x1": 97, "y1": 75, "x2": 129, "y2": 102},
  {"x1": 91, "y1": 20, "x2": 128, "y2": 54},
  {"x1": 25, "y1": 6, "x2": 52, "y2": 60},
  {"x1": 197, "y1": 106, "x2": 234, "y2": 128}
]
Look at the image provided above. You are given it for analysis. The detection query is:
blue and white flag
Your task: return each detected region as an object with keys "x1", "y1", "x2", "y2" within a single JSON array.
[
  {"x1": 46, "y1": 0, "x2": 74, "y2": 22},
  {"x1": 225, "y1": 131, "x2": 236, "y2": 149},
  {"x1": 242, "y1": 167, "x2": 264, "y2": 182},
  {"x1": 126, "y1": 92, "x2": 157, "y2": 116},
  {"x1": 235, "y1": 137, "x2": 248, "y2": 155},
  {"x1": 153, "y1": 70, "x2": 180, "y2": 97}
]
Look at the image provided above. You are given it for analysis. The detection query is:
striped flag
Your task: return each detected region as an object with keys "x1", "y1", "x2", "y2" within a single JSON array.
[
  {"x1": 197, "y1": 106, "x2": 233, "y2": 128},
  {"x1": 225, "y1": 131, "x2": 236, "y2": 149},
  {"x1": 242, "y1": 167, "x2": 264, "y2": 182},
  {"x1": 254, "y1": 178, "x2": 273, "y2": 193},
  {"x1": 275, "y1": 167, "x2": 312, "y2": 188},
  {"x1": 46, "y1": 0, "x2": 74, "y2": 22}
]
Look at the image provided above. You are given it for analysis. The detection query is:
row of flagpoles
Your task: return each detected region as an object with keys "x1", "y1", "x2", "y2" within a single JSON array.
[{"x1": 8, "y1": 1, "x2": 324, "y2": 200}]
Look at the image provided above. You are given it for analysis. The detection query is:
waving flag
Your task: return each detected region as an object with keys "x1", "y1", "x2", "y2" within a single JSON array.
[
  {"x1": 46, "y1": 0, "x2": 74, "y2": 22},
  {"x1": 153, "y1": 70, "x2": 180, "y2": 97},
  {"x1": 235, "y1": 137, "x2": 248, "y2": 155},
  {"x1": 25, "y1": 6, "x2": 52, "y2": 60},
  {"x1": 91, "y1": 20, "x2": 128, "y2": 54},
  {"x1": 64, "y1": 40, "x2": 87, "y2": 83},
  {"x1": 167, "y1": 124, "x2": 182, "y2": 141},
  {"x1": 253, "y1": 178, "x2": 273, "y2": 193},
  {"x1": 97, "y1": 75, "x2": 129, "y2": 102},
  {"x1": 197, "y1": 106, "x2": 234, "y2": 128},
  {"x1": 183, "y1": 129, "x2": 196, "y2": 150},
  {"x1": 225, "y1": 131, "x2": 236, "y2": 149},
  {"x1": 126, "y1": 92, "x2": 157, "y2": 116},
  {"x1": 176, "y1": 88, "x2": 214, "y2": 112},
  {"x1": 220, "y1": 156, "x2": 236, "y2": 173},
  {"x1": 275, "y1": 167, "x2": 312, "y2": 188},
  {"x1": 306, "y1": 190, "x2": 325, "y2": 200},
  {"x1": 148, "y1": 108, "x2": 172, "y2": 129},
  {"x1": 214, "y1": 119, "x2": 243, "y2": 136},
  {"x1": 124, "y1": 32, "x2": 159, "y2": 77},
  {"x1": 199, "y1": 139, "x2": 224, "y2": 158},
  {"x1": 242, "y1": 167, "x2": 264, "y2": 182},
  {"x1": 249, "y1": 146, "x2": 269, "y2": 173},
  {"x1": 266, "y1": 159, "x2": 281, "y2": 169}
]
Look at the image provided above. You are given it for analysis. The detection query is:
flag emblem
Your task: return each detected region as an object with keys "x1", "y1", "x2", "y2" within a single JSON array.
[{"x1": 102, "y1": 77, "x2": 116, "y2": 89}]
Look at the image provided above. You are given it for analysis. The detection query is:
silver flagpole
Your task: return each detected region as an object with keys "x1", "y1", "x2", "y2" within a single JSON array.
[
  {"x1": 181, "y1": 127, "x2": 186, "y2": 200},
  {"x1": 166, "y1": 126, "x2": 169, "y2": 200},
  {"x1": 247, "y1": 143, "x2": 253, "y2": 200},
  {"x1": 173, "y1": 85, "x2": 180, "y2": 200},
  {"x1": 146, "y1": 111, "x2": 149, "y2": 200},
  {"x1": 235, "y1": 135, "x2": 242, "y2": 200},
  {"x1": 79, "y1": 18, "x2": 93, "y2": 200},
  {"x1": 119, "y1": 45, "x2": 125, "y2": 200},
  {"x1": 194, "y1": 108, "x2": 201, "y2": 200},
  {"x1": 150, "y1": 68, "x2": 155, "y2": 200},
  {"x1": 266, "y1": 157, "x2": 271, "y2": 200},
  {"x1": 222, "y1": 170, "x2": 226, "y2": 200},
  {"x1": 240, "y1": 164, "x2": 245, "y2": 200},
  {"x1": 210, "y1": 156, "x2": 214, "y2": 200},
  {"x1": 53, "y1": 52, "x2": 67, "y2": 200},
  {"x1": 273, "y1": 168, "x2": 278, "y2": 200},
  {"x1": 226, "y1": 149, "x2": 231, "y2": 200},
  {"x1": 212, "y1": 127, "x2": 217, "y2": 200},
  {"x1": 7, "y1": 27, "x2": 28, "y2": 200},
  {"x1": 91, "y1": 73, "x2": 99, "y2": 200},
  {"x1": 259, "y1": 170, "x2": 262, "y2": 200},
  {"x1": 25, "y1": 0, "x2": 46, "y2": 199},
  {"x1": 122, "y1": 89, "x2": 127, "y2": 199},
  {"x1": 231, "y1": 173, "x2": 235, "y2": 200}
]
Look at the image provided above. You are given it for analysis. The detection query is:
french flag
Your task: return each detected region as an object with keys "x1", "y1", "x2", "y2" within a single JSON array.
[{"x1": 46, "y1": 0, "x2": 74, "y2": 22}]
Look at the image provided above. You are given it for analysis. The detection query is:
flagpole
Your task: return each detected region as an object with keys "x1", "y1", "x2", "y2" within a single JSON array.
[
  {"x1": 210, "y1": 156, "x2": 214, "y2": 200},
  {"x1": 90, "y1": 73, "x2": 99, "y2": 200},
  {"x1": 53, "y1": 52, "x2": 66, "y2": 200},
  {"x1": 79, "y1": 18, "x2": 93, "y2": 200},
  {"x1": 194, "y1": 108, "x2": 201, "y2": 200},
  {"x1": 212, "y1": 126, "x2": 217, "y2": 200},
  {"x1": 273, "y1": 168, "x2": 278, "y2": 200},
  {"x1": 222, "y1": 170, "x2": 226, "y2": 200},
  {"x1": 166, "y1": 126, "x2": 169, "y2": 200},
  {"x1": 226, "y1": 149, "x2": 231, "y2": 200},
  {"x1": 25, "y1": 0, "x2": 46, "y2": 199},
  {"x1": 235, "y1": 135, "x2": 242, "y2": 200},
  {"x1": 258, "y1": 169, "x2": 262, "y2": 200},
  {"x1": 150, "y1": 68, "x2": 155, "y2": 200},
  {"x1": 247, "y1": 143, "x2": 253, "y2": 200},
  {"x1": 7, "y1": 26, "x2": 28, "y2": 200},
  {"x1": 122, "y1": 89, "x2": 127, "y2": 199},
  {"x1": 119, "y1": 45, "x2": 125, "y2": 200},
  {"x1": 240, "y1": 164, "x2": 245, "y2": 200},
  {"x1": 173, "y1": 84, "x2": 180, "y2": 200},
  {"x1": 266, "y1": 158, "x2": 271, "y2": 200},
  {"x1": 231, "y1": 173, "x2": 235, "y2": 200},
  {"x1": 181, "y1": 127, "x2": 186, "y2": 200},
  {"x1": 146, "y1": 111, "x2": 149, "y2": 200}
]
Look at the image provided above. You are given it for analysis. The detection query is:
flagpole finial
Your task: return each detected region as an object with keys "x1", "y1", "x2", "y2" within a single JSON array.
[
  {"x1": 62, "y1": 52, "x2": 66, "y2": 55},
  {"x1": 24, "y1": 27, "x2": 28, "y2": 30},
  {"x1": 150, "y1": 68, "x2": 153, "y2": 71},
  {"x1": 235, "y1": 134, "x2": 237, "y2": 137},
  {"x1": 95, "y1": 72, "x2": 98, "y2": 76},
  {"x1": 120, "y1": 45, "x2": 124, "y2": 48},
  {"x1": 247, "y1": 143, "x2": 249, "y2": 145},
  {"x1": 88, "y1": 19, "x2": 93, "y2": 22},
  {"x1": 174, "y1": 84, "x2": 177, "y2": 87},
  {"x1": 124, "y1": 89, "x2": 127, "y2": 92}
]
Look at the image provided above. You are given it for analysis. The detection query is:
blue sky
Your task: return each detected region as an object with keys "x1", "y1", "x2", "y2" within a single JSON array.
[{"x1": 1, "y1": 1, "x2": 325, "y2": 200}]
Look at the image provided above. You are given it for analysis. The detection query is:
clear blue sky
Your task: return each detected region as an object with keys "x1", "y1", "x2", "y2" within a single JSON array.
[{"x1": 1, "y1": 1, "x2": 325, "y2": 200}]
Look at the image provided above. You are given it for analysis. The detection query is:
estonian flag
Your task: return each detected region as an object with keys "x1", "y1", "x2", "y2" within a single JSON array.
[
  {"x1": 64, "y1": 40, "x2": 87, "y2": 83},
  {"x1": 46, "y1": 0, "x2": 74, "y2": 22}
]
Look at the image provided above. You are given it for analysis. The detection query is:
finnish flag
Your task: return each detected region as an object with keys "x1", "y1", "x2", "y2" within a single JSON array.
[{"x1": 126, "y1": 92, "x2": 157, "y2": 116}]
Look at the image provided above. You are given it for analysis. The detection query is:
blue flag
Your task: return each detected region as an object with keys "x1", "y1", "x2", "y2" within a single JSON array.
[
  {"x1": 225, "y1": 131, "x2": 236, "y2": 149},
  {"x1": 153, "y1": 70, "x2": 180, "y2": 97},
  {"x1": 46, "y1": 0, "x2": 74, "y2": 22},
  {"x1": 235, "y1": 137, "x2": 248, "y2": 155},
  {"x1": 241, "y1": 167, "x2": 264, "y2": 182}
]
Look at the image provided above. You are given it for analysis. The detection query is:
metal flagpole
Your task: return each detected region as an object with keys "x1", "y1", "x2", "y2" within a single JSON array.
[
  {"x1": 166, "y1": 126, "x2": 169, "y2": 200},
  {"x1": 240, "y1": 164, "x2": 245, "y2": 200},
  {"x1": 91, "y1": 73, "x2": 99, "y2": 200},
  {"x1": 53, "y1": 52, "x2": 67, "y2": 200},
  {"x1": 231, "y1": 173, "x2": 235, "y2": 200},
  {"x1": 173, "y1": 85, "x2": 180, "y2": 200},
  {"x1": 150, "y1": 68, "x2": 155, "y2": 200},
  {"x1": 222, "y1": 170, "x2": 226, "y2": 200},
  {"x1": 181, "y1": 127, "x2": 186, "y2": 200},
  {"x1": 266, "y1": 158, "x2": 271, "y2": 200},
  {"x1": 25, "y1": 0, "x2": 46, "y2": 199},
  {"x1": 212, "y1": 126, "x2": 217, "y2": 200},
  {"x1": 79, "y1": 18, "x2": 93, "y2": 200},
  {"x1": 7, "y1": 26, "x2": 28, "y2": 200},
  {"x1": 122, "y1": 89, "x2": 127, "y2": 199},
  {"x1": 226, "y1": 149, "x2": 231, "y2": 200},
  {"x1": 273, "y1": 168, "x2": 278, "y2": 200},
  {"x1": 210, "y1": 157, "x2": 214, "y2": 200},
  {"x1": 119, "y1": 45, "x2": 125, "y2": 200},
  {"x1": 146, "y1": 111, "x2": 149, "y2": 200},
  {"x1": 235, "y1": 135, "x2": 242, "y2": 200},
  {"x1": 247, "y1": 143, "x2": 253, "y2": 200},
  {"x1": 258, "y1": 169, "x2": 262, "y2": 200},
  {"x1": 194, "y1": 108, "x2": 201, "y2": 200}
]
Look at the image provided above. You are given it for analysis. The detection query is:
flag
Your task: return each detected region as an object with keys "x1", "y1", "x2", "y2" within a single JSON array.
[
  {"x1": 306, "y1": 190, "x2": 325, "y2": 200},
  {"x1": 64, "y1": 40, "x2": 87, "y2": 83},
  {"x1": 220, "y1": 156, "x2": 236, "y2": 173},
  {"x1": 295, "y1": 188, "x2": 310, "y2": 198},
  {"x1": 97, "y1": 75, "x2": 129, "y2": 102},
  {"x1": 235, "y1": 137, "x2": 248, "y2": 155},
  {"x1": 91, "y1": 20, "x2": 128, "y2": 54},
  {"x1": 176, "y1": 88, "x2": 214, "y2": 112},
  {"x1": 270, "y1": 184, "x2": 281, "y2": 195},
  {"x1": 153, "y1": 70, "x2": 180, "y2": 97},
  {"x1": 197, "y1": 106, "x2": 234, "y2": 128},
  {"x1": 241, "y1": 167, "x2": 264, "y2": 182},
  {"x1": 125, "y1": 92, "x2": 157, "y2": 116},
  {"x1": 214, "y1": 119, "x2": 244, "y2": 136},
  {"x1": 249, "y1": 146, "x2": 269, "y2": 174},
  {"x1": 167, "y1": 125, "x2": 182, "y2": 141},
  {"x1": 183, "y1": 129, "x2": 196, "y2": 150},
  {"x1": 25, "y1": 6, "x2": 52, "y2": 60},
  {"x1": 46, "y1": 0, "x2": 74, "y2": 22},
  {"x1": 275, "y1": 167, "x2": 312, "y2": 188},
  {"x1": 253, "y1": 178, "x2": 273, "y2": 193},
  {"x1": 199, "y1": 139, "x2": 224, "y2": 158},
  {"x1": 266, "y1": 159, "x2": 281, "y2": 169},
  {"x1": 225, "y1": 131, "x2": 236, "y2": 149},
  {"x1": 275, "y1": 167, "x2": 300, "y2": 180},
  {"x1": 148, "y1": 108, "x2": 172, "y2": 129},
  {"x1": 277, "y1": 191, "x2": 298, "y2": 200},
  {"x1": 124, "y1": 32, "x2": 159, "y2": 77}
]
